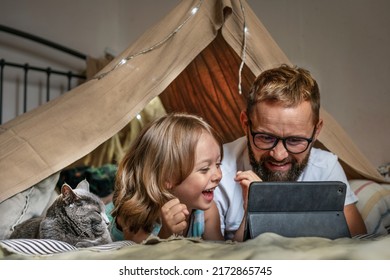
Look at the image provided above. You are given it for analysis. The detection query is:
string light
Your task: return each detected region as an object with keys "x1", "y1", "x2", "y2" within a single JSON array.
[
  {"x1": 238, "y1": 0, "x2": 247, "y2": 95},
  {"x1": 93, "y1": 0, "x2": 248, "y2": 98},
  {"x1": 94, "y1": 0, "x2": 204, "y2": 80}
]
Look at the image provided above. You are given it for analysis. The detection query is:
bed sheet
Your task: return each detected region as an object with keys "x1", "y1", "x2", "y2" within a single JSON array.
[{"x1": 1, "y1": 233, "x2": 390, "y2": 260}]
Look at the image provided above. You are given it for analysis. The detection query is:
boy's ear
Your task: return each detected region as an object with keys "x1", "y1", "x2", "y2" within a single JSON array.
[{"x1": 165, "y1": 181, "x2": 173, "y2": 190}]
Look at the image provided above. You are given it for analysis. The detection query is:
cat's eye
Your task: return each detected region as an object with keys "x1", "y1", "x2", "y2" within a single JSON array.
[{"x1": 90, "y1": 211, "x2": 102, "y2": 223}]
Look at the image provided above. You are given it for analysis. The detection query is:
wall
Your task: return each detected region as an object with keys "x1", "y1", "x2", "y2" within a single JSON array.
[
  {"x1": 250, "y1": 0, "x2": 390, "y2": 169},
  {"x1": 0, "y1": 0, "x2": 389, "y2": 168},
  {"x1": 0, "y1": 0, "x2": 179, "y2": 123}
]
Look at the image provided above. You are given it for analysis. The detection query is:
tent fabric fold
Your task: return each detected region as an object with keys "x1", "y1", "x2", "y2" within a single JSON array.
[{"x1": 0, "y1": 0, "x2": 384, "y2": 203}]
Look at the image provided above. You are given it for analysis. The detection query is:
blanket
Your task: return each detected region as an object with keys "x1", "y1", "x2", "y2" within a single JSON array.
[{"x1": 1, "y1": 233, "x2": 390, "y2": 260}]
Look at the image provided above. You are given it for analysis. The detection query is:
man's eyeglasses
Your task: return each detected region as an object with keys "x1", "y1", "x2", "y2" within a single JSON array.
[{"x1": 248, "y1": 120, "x2": 316, "y2": 154}]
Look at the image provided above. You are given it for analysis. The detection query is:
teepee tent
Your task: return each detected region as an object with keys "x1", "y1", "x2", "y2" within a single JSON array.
[{"x1": 0, "y1": 0, "x2": 384, "y2": 203}]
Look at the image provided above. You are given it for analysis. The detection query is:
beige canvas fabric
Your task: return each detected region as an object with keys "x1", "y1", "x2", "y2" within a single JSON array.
[{"x1": 0, "y1": 0, "x2": 384, "y2": 203}]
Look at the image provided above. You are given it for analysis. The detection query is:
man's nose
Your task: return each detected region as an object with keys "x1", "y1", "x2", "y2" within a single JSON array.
[{"x1": 269, "y1": 140, "x2": 289, "y2": 161}]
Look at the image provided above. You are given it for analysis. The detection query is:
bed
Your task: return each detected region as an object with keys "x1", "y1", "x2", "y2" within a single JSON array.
[
  {"x1": 1, "y1": 0, "x2": 390, "y2": 260},
  {"x1": 1, "y1": 173, "x2": 389, "y2": 260},
  {"x1": 1, "y1": 233, "x2": 390, "y2": 260},
  {"x1": 0, "y1": 24, "x2": 87, "y2": 125}
]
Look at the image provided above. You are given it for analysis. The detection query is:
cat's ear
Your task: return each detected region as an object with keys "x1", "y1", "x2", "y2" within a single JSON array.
[
  {"x1": 76, "y1": 179, "x2": 90, "y2": 192},
  {"x1": 61, "y1": 183, "x2": 78, "y2": 204}
]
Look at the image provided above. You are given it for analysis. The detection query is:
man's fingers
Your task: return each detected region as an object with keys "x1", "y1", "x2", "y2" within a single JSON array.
[{"x1": 235, "y1": 170, "x2": 262, "y2": 182}]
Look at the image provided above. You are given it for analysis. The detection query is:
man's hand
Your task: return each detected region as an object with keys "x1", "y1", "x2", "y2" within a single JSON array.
[{"x1": 235, "y1": 170, "x2": 262, "y2": 211}]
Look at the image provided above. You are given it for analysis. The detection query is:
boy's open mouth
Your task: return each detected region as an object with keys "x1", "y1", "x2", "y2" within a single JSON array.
[{"x1": 202, "y1": 187, "x2": 216, "y2": 201}]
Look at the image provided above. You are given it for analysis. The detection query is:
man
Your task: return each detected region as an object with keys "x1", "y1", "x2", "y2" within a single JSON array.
[{"x1": 214, "y1": 64, "x2": 367, "y2": 240}]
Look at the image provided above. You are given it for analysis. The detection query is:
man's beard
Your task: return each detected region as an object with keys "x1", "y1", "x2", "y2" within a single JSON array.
[{"x1": 247, "y1": 137, "x2": 310, "y2": 182}]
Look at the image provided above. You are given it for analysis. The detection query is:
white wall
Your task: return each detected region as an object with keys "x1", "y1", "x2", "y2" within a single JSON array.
[
  {"x1": 0, "y1": 0, "x2": 180, "y2": 67},
  {"x1": 249, "y1": 0, "x2": 390, "y2": 168},
  {"x1": 0, "y1": 0, "x2": 180, "y2": 122},
  {"x1": 0, "y1": 0, "x2": 389, "y2": 168}
]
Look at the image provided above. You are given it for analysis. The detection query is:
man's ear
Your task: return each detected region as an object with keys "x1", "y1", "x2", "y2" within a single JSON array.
[
  {"x1": 240, "y1": 110, "x2": 248, "y2": 134},
  {"x1": 314, "y1": 119, "x2": 323, "y2": 140}
]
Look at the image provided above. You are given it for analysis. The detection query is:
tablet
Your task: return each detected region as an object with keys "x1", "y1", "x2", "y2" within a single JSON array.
[{"x1": 245, "y1": 181, "x2": 351, "y2": 240}]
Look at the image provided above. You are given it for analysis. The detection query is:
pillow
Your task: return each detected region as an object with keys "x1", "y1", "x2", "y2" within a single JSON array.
[
  {"x1": 349, "y1": 180, "x2": 390, "y2": 235},
  {"x1": 0, "y1": 173, "x2": 59, "y2": 240}
]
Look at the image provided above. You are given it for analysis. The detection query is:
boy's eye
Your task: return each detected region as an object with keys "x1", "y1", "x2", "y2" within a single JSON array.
[{"x1": 200, "y1": 167, "x2": 210, "y2": 173}]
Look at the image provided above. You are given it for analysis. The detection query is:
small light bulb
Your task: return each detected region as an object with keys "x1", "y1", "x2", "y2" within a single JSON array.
[
  {"x1": 136, "y1": 114, "x2": 141, "y2": 120},
  {"x1": 191, "y1": 7, "x2": 198, "y2": 15}
]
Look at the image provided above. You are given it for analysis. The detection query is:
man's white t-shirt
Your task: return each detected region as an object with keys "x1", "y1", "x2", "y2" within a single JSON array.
[{"x1": 214, "y1": 136, "x2": 358, "y2": 239}]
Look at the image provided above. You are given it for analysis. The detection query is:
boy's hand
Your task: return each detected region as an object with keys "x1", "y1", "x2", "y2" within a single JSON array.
[{"x1": 160, "y1": 198, "x2": 189, "y2": 237}]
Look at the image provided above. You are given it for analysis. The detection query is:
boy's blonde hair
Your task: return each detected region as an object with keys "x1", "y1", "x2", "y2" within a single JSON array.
[{"x1": 112, "y1": 112, "x2": 223, "y2": 233}]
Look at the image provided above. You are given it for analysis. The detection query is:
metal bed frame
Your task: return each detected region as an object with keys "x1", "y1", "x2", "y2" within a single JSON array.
[{"x1": 0, "y1": 24, "x2": 87, "y2": 124}]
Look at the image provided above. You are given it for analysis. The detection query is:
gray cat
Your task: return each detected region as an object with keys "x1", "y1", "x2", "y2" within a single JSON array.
[{"x1": 9, "y1": 179, "x2": 112, "y2": 248}]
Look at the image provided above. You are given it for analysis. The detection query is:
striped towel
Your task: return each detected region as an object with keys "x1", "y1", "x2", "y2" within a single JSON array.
[{"x1": 0, "y1": 239, "x2": 134, "y2": 256}]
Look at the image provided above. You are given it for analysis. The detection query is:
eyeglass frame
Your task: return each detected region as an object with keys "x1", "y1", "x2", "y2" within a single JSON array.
[{"x1": 248, "y1": 119, "x2": 317, "y2": 154}]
